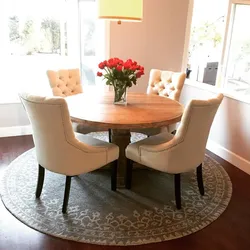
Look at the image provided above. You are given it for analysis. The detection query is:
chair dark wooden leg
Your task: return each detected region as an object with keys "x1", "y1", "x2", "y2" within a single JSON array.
[
  {"x1": 197, "y1": 163, "x2": 205, "y2": 195},
  {"x1": 111, "y1": 160, "x2": 118, "y2": 191},
  {"x1": 62, "y1": 176, "x2": 71, "y2": 214},
  {"x1": 174, "y1": 174, "x2": 181, "y2": 209},
  {"x1": 108, "y1": 129, "x2": 112, "y2": 143},
  {"x1": 125, "y1": 159, "x2": 133, "y2": 189},
  {"x1": 36, "y1": 164, "x2": 45, "y2": 198}
]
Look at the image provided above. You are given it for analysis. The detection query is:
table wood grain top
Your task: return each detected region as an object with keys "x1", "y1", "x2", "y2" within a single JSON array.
[{"x1": 66, "y1": 92, "x2": 184, "y2": 129}]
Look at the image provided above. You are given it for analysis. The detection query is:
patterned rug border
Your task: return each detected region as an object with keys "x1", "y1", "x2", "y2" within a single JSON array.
[{"x1": 0, "y1": 148, "x2": 233, "y2": 246}]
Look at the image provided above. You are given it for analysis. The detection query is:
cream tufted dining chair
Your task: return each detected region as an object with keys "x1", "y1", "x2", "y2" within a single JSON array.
[
  {"x1": 147, "y1": 69, "x2": 186, "y2": 102},
  {"x1": 125, "y1": 94, "x2": 224, "y2": 209},
  {"x1": 47, "y1": 69, "x2": 111, "y2": 139},
  {"x1": 19, "y1": 93, "x2": 119, "y2": 214},
  {"x1": 134, "y1": 69, "x2": 186, "y2": 137},
  {"x1": 47, "y1": 68, "x2": 83, "y2": 97}
]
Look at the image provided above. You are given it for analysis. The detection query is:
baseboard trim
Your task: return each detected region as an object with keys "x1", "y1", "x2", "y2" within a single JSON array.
[
  {"x1": 0, "y1": 125, "x2": 32, "y2": 138},
  {"x1": 207, "y1": 139, "x2": 250, "y2": 175}
]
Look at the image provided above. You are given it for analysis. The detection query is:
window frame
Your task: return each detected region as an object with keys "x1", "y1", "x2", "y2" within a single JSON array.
[
  {"x1": 182, "y1": 0, "x2": 250, "y2": 104},
  {"x1": 78, "y1": 0, "x2": 110, "y2": 90}
]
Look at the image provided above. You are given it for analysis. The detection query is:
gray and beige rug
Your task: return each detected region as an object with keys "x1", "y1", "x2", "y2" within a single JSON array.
[
  {"x1": 0, "y1": 139, "x2": 232, "y2": 245},
  {"x1": 88, "y1": 131, "x2": 148, "y2": 143}
]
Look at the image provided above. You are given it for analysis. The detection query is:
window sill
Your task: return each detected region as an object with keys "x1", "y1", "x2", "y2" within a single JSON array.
[{"x1": 185, "y1": 79, "x2": 250, "y2": 105}]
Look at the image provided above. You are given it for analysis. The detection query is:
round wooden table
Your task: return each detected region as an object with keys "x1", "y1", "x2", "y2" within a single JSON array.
[{"x1": 66, "y1": 92, "x2": 184, "y2": 186}]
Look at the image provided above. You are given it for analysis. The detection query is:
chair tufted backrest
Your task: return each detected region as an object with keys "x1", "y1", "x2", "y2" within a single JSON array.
[
  {"x1": 147, "y1": 69, "x2": 186, "y2": 102},
  {"x1": 47, "y1": 69, "x2": 83, "y2": 97}
]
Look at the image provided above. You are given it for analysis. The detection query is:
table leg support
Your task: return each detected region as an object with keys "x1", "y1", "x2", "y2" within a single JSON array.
[{"x1": 111, "y1": 129, "x2": 131, "y2": 188}]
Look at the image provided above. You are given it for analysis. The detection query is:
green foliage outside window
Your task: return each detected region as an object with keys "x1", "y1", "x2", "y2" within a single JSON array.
[{"x1": 8, "y1": 15, "x2": 65, "y2": 55}]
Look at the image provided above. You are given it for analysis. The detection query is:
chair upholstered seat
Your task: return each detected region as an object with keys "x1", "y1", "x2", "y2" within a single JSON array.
[
  {"x1": 72, "y1": 122, "x2": 104, "y2": 135},
  {"x1": 75, "y1": 132, "x2": 118, "y2": 167},
  {"x1": 126, "y1": 132, "x2": 174, "y2": 166}
]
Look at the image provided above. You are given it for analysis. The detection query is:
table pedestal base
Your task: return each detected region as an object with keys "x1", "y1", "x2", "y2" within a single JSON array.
[{"x1": 111, "y1": 129, "x2": 131, "y2": 187}]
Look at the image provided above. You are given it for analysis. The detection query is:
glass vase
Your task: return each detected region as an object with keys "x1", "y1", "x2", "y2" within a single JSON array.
[{"x1": 113, "y1": 81, "x2": 127, "y2": 105}]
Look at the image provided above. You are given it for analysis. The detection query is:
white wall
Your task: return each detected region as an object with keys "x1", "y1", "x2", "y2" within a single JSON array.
[
  {"x1": 0, "y1": 103, "x2": 30, "y2": 137},
  {"x1": 0, "y1": 104, "x2": 29, "y2": 127},
  {"x1": 110, "y1": 0, "x2": 189, "y2": 93}
]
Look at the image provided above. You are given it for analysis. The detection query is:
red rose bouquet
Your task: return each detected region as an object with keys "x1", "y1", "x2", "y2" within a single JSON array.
[{"x1": 97, "y1": 58, "x2": 144, "y2": 104}]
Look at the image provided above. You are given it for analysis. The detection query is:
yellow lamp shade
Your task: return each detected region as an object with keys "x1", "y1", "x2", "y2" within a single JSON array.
[{"x1": 98, "y1": 0, "x2": 143, "y2": 23}]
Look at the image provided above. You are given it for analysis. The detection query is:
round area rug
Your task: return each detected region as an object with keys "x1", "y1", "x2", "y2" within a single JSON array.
[{"x1": 0, "y1": 147, "x2": 232, "y2": 246}]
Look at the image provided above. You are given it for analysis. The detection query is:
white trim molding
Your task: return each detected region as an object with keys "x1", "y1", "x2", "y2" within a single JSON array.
[
  {"x1": 207, "y1": 139, "x2": 250, "y2": 175},
  {"x1": 0, "y1": 125, "x2": 32, "y2": 138}
]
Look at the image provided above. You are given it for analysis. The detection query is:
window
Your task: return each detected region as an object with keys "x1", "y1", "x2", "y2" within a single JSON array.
[
  {"x1": 185, "y1": 0, "x2": 250, "y2": 101},
  {"x1": 0, "y1": 0, "x2": 71, "y2": 103},
  {"x1": 187, "y1": 0, "x2": 228, "y2": 85},
  {"x1": 224, "y1": 4, "x2": 250, "y2": 96},
  {"x1": 0, "y1": 0, "x2": 107, "y2": 103},
  {"x1": 7, "y1": 1, "x2": 67, "y2": 56}
]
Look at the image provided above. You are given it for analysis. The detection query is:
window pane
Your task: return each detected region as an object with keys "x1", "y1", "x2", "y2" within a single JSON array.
[
  {"x1": 225, "y1": 4, "x2": 250, "y2": 96},
  {"x1": 187, "y1": 0, "x2": 228, "y2": 85},
  {"x1": 7, "y1": 0, "x2": 67, "y2": 56}
]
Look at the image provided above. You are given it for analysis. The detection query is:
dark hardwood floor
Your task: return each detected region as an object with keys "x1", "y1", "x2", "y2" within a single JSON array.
[{"x1": 0, "y1": 135, "x2": 250, "y2": 250}]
